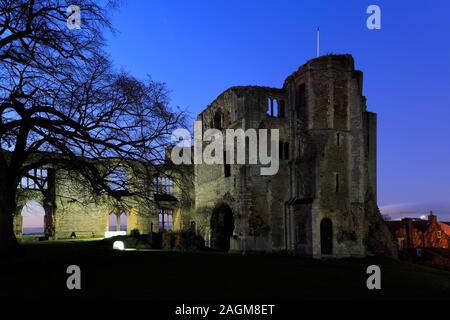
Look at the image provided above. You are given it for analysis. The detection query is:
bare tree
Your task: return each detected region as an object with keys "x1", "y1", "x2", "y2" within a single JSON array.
[{"x1": 0, "y1": 0, "x2": 186, "y2": 251}]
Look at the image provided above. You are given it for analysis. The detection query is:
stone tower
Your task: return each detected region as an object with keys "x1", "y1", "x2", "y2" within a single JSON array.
[{"x1": 192, "y1": 54, "x2": 395, "y2": 258}]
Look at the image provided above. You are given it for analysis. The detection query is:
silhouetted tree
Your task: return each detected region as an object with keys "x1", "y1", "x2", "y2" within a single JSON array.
[{"x1": 0, "y1": 0, "x2": 185, "y2": 251}]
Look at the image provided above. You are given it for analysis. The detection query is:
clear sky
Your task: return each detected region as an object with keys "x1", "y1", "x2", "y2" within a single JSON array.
[{"x1": 102, "y1": 0, "x2": 450, "y2": 219}]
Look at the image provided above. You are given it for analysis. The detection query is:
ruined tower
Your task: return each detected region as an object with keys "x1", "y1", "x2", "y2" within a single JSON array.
[{"x1": 193, "y1": 54, "x2": 394, "y2": 257}]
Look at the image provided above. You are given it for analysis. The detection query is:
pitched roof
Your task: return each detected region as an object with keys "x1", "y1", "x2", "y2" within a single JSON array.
[
  {"x1": 385, "y1": 219, "x2": 429, "y2": 232},
  {"x1": 386, "y1": 219, "x2": 450, "y2": 237},
  {"x1": 438, "y1": 222, "x2": 450, "y2": 236}
]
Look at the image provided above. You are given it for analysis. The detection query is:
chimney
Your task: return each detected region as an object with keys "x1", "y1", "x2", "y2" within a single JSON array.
[{"x1": 428, "y1": 211, "x2": 437, "y2": 223}]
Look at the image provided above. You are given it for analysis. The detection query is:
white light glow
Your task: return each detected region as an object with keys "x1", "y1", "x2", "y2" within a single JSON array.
[
  {"x1": 113, "y1": 241, "x2": 125, "y2": 251},
  {"x1": 420, "y1": 215, "x2": 426, "y2": 220},
  {"x1": 104, "y1": 231, "x2": 126, "y2": 238}
]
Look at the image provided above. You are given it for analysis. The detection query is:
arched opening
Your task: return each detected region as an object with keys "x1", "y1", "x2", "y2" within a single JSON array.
[
  {"x1": 320, "y1": 218, "x2": 333, "y2": 255},
  {"x1": 21, "y1": 200, "x2": 45, "y2": 236},
  {"x1": 108, "y1": 212, "x2": 118, "y2": 231},
  {"x1": 119, "y1": 211, "x2": 127, "y2": 231},
  {"x1": 273, "y1": 99, "x2": 279, "y2": 117},
  {"x1": 266, "y1": 98, "x2": 272, "y2": 116},
  {"x1": 210, "y1": 204, "x2": 234, "y2": 252}
]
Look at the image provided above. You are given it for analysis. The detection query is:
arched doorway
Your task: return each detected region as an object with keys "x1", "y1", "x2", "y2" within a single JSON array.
[
  {"x1": 210, "y1": 204, "x2": 234, "y2": 251},
  {"x1": 320, "y1": 218, "x2": 333, "y2": 255},
  {"x1": 21, "y1": 200, "x2": 45, "y2": 235}
]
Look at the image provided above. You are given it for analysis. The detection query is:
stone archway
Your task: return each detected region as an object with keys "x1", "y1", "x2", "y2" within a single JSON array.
[
  {"x1": 210, "y1": 204, "x2": 234, "y2": 252},
  {"x1": 21, "y1": 200, "x2": 45, "y2": 235}
]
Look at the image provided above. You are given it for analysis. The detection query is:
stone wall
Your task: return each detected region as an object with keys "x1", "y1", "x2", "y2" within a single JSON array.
[
  {"x1": 193, "y1": 54, "x2": 393, "y2": 257},
  {"x1": 14, "y1": 54, "x2": 394, "y2": 259}
]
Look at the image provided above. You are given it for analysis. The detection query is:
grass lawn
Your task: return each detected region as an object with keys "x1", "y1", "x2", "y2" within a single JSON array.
[{"x1": 1, "y1": 240, "x2": 449, "y2": 301}]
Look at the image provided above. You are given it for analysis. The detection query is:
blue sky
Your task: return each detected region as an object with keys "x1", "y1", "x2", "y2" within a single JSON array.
[{"x1": 101, "y1": 0, "x2": 450, "y2": 219}]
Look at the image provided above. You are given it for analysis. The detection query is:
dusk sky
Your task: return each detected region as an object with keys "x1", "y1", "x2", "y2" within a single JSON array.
[{"x1": 68, "y1": 0, "x2": 450, "y2": 220}]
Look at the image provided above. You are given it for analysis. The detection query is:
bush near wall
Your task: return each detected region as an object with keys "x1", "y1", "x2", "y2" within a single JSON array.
[{"x1": 162, "y1": 231, "x2": 205, "y2": 251}]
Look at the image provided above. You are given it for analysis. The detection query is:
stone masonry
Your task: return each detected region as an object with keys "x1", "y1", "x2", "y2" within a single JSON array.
[{"x1": 15, "y1": 54, "x2": 396, "y2": 258}]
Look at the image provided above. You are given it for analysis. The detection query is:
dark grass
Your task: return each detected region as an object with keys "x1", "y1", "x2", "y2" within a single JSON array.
[{"x1": 1, "y1": 241, "x2": 450, "y2": 301}]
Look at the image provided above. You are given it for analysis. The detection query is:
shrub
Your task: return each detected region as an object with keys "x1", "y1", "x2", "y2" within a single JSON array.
[
  {"x1": 130, "y1": 228, "x2": 141, "y2": 239},
  {"x1": 161, "y1": 231, "x2": 205, "y2": 251}
]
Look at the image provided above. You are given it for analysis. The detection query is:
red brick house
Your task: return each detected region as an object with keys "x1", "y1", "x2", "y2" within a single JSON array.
[{"x1": 386, "y1": 212, "x2": 450, "y2": 251}]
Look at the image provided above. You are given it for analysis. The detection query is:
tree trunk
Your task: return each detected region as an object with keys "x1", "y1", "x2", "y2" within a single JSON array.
[
  {"x1": 0, "y1": 188, "x2": 20, "y2": 253},
  {"x1": 43, "y1": 200, "x2": 55, "y2": 238}
]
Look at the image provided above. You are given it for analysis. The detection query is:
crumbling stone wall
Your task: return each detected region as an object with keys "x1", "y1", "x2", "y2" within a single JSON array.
[
  {"x1": 14, "y1": 160, "x2": 193, "y2": 239},
  {"x1": 14, "y1": 54, "x2": 395, "y2": 259},
  {"x1": 193, "y1": 54, "x2": 395, "y2": 257}
]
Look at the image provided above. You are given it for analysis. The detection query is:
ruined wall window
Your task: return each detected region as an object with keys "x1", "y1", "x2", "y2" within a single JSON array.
[
  {"x1": 284, "y1": 142, "x2": 290, "y2": 160},
  {"x1": 267, "y1": 98, "x2": 285, "y2": 118},
  {"x1": 279, "y1": 100, "x2": 286, "y2": 118},
  {"x1": 20, "y1": 168, "x2": 48, "y2": 190},
  {"x1": 213, "y1": 111, "x2": 222, "y2": 130},
  {"x1": 336, "y1": 133, "x2": 341, "y2": 146},
  {"x1": 267, "y1": 98, "x2": 273, "y2": 116},
  {"x1": 154, "y1": 175, "x2": 174, "y2": 195},
  {"x1": 273, "y1": 99, "x2": 279, "y2": 117},
  {"x1": 224, "y1": 150, "x2": 231, "y2": 177},
  {"x1": 158, "y1": 208, "x2": 173, "y2": 232},
  {"x1": 335, "y1": 173, "x2": 340, "y2": 193}
]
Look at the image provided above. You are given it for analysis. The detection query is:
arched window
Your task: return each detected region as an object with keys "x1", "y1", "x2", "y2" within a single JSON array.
[
  {"x1": 119, "y1": 212, "x2": 127, "y2": 231},
  {"x1": 267, "y1": 98, "x2": 272, "y2": 116},
  {"x1": 273, "y1": 99, "x2": 279, "y2": 117},
  {"x1": 159, "y1": 208, "x2": 173, "y2": 232},
  {"x1": 109, "y1": 212, "x2": 118, "y2": 231}
]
